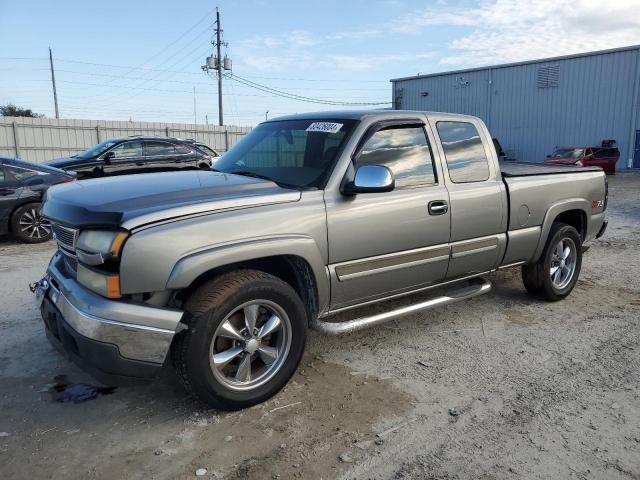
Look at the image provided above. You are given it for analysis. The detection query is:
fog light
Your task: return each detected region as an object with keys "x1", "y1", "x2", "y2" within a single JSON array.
[{"x1": 77, "y1": 264, "x2": 120, "y2": 299}]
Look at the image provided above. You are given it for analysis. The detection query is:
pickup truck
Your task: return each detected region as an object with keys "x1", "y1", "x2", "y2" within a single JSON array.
[{"x1": 33, "y1": 110, "x2": 608, "y2": 410}]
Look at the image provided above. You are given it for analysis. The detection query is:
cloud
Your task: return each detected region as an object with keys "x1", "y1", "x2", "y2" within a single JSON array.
[{"x1": 398, "y1": 0, "x2": 640, "y2": 67}]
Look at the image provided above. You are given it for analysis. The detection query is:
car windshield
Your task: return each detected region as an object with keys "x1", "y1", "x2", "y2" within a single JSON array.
[
  {"x1": 75, "y1": 140, "x2": 119, "y2": 159},
  {"x1": 214, "y1": 119, "x2": 357, "y2": 189},
  {"x1": 551, "y1": 148, "x2": 584, "y2": 159}
]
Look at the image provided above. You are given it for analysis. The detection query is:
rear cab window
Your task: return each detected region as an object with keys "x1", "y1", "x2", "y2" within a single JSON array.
[
  {"x1": 355, "y1": 125, "x2": 436, "y2": 188},
  {"x1": 436, "y1": 121, "x2": 490, "y2": 183}
]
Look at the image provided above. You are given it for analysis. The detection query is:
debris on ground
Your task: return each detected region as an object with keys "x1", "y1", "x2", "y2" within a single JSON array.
[
  {"x1": 448, "y1": 408, "x2": 462, "y2": 417},
  {"x1": 195, "y1": 467, "x2": 207, "y2": 476},
  {"x1": 48, "y1": 375, "x2": 116, "y2": 403},
  {"x1": 339, "y1": 452, "x2": 354, "y2": 463}
]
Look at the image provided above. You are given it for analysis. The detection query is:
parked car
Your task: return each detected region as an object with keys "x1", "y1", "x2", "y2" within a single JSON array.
[
  {"x1": 544, "y1": 146, "x2": 619, "y2": 174},
  {"x1": 34, "y1": 110, "x2": 607, "y2": 410},
  {"x1": 189, "y1": 141, "x2": 220, "y2": 158},
  {"x1": 0, "y1": 157, "x2": 75, "y2": 243},
  {"x1": 47, "y1": 136, "x2": 214, "y2": 179}
]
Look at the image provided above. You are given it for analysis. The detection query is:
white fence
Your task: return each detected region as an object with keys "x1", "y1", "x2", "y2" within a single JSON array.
[{"x1": 0, "y1": 116, "x2": 251, "y2": 163}]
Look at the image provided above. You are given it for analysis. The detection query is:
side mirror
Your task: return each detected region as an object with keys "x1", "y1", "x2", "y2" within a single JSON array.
[
  {"x1": 102, "y1": 151, "x2": 115, "y2": 164},
  {"x1": 343, "y1": 165, "x2": 395, "y2": 195}
]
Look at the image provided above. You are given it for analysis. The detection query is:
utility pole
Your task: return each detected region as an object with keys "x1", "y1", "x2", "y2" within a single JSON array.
[
  {"x1": 49, "y1": 47, "x2": 59, "y2": 119},
  {"x1": 265, "y1": 110, "x2": 269, "y2": 121},
  {"x1": 193, "y1": 86, "x2": 197, "y2": 126},
  {"x1": 202, "y1": 8, "x2": 231, "y2": 127},
  {"x1": 215, "y1": 8, "x2": 223, "y2": 126}
]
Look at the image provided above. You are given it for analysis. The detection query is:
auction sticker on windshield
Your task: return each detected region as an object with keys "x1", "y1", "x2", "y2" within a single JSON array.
[{"x1": 306, "y1": 122, "x2": 343, "y2": 134}]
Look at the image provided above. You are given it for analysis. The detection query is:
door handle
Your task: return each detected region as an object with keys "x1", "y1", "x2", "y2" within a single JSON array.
[
  {"x1": 0, "y1": 188, "x2": 16, "y2": 196},
  {"x1": 428, "y1": 200, "x2": 448, "y2": 215},
  {"x1": 135, "y1": 161, "x2": 145, "y2": 166}
]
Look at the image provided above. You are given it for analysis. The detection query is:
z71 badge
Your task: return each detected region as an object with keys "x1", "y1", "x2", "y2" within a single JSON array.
[{"x1": 592, "y1": 200, "x2": 604, "y2": 209}]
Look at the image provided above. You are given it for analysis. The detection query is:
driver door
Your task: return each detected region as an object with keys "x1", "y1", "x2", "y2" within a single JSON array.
[{"x1": 325, "y1": 121, "x2": 451, "y2": 310}]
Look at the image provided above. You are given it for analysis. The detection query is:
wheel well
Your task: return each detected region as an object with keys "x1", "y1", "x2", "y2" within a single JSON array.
[
  {"x1": 178, "y1": 255, "x2": 319, "y2": 320},
  {"x1": 554, "y1": 209, "x2": 586, "y2": 239}
]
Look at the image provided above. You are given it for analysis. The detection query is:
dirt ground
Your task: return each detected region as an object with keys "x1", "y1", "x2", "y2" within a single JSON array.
[{"x1": 1, "y1": 173, "x2": 639, "y2": 480}]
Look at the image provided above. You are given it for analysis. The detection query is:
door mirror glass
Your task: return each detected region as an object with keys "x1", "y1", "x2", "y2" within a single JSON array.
[{"x1": 343, "y1": 165, "x2": 394, "y2": 195}]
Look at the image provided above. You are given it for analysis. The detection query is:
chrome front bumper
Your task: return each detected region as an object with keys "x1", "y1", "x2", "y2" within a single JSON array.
[{"x1": 38, "y1": 252, "x2": 184, "y2": 364}]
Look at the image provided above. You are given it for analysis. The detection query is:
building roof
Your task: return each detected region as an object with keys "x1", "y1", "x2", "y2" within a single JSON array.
[{"x1": 390, "y1": 44, "x2": 640, "y2": 83}]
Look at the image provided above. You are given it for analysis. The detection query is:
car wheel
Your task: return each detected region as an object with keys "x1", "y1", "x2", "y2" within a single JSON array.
[
  {"x1": 521, "y1": 222, "x2": 582, "y2": 301},
  {"x1": 11, "y1": 202, "x2": 52, "y2": 243},
  {"x1": 173, "y1": 269, "x2": 307, "y2": 410}
]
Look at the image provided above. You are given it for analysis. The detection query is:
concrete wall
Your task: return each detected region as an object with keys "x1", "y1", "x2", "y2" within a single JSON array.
[
  {"x1": 0, "y1": 117, "x2": 251, "y2": 163},
  {"x1": 392, "y1": 46, "x2": 640, "y2": 169}
]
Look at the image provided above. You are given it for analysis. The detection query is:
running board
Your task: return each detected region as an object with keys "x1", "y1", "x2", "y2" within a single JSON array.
[{"x1": 310, "y1": 277, "x2": 492, "y2": 335}]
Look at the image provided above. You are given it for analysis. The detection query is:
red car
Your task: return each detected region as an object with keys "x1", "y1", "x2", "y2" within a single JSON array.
[{"x1": 544, "y1": 146, "x2": 619, "y2": 175}]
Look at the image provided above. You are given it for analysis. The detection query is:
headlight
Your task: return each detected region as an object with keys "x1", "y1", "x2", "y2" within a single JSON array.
[
  {"x1": 77, "y1": 264, "x2": 120, "y2": 298},
  {"x1": 77, "y1": 230, "x2": 128, "y2": 257}
]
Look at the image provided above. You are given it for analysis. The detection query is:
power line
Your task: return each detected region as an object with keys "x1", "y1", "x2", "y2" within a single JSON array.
[{"x1": 224, "y1": 72, "x2": 390, "y2": 106}]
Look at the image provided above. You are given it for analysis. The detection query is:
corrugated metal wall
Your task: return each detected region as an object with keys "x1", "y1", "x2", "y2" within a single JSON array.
[
  {"x1": 393, "y1": 47, "x2": 640, "y2": 169},
  {"x1": 0, "y1": 117, "x2": 251, "y2": 163}
]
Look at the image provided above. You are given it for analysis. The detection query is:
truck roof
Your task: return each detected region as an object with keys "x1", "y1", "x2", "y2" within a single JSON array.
[{"x1": 267, "y1": 109, "x2": 480, "y2": 123}]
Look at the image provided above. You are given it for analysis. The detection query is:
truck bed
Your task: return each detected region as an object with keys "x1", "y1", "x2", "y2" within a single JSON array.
[{"x1": 500, "y1": 161, "x2": 602, "y2": 177}]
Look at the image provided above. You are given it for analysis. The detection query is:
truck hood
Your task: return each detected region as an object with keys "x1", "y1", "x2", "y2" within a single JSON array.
[{"x1": 42, "y1": 170, "x2": 301, "y2": 230}]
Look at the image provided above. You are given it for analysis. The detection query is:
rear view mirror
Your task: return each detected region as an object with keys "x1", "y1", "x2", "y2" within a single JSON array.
[{"x1": 343, "y1": 165, "x2": 395, "y2": 195}]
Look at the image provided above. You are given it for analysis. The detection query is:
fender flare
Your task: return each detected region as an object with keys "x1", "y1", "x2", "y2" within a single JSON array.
[
  {"x1": 165, "y1": 234, "x2": 330, "y2": 313},
  {"x1": 532, "y1": 198, "x2": 589, "y2": 262}
]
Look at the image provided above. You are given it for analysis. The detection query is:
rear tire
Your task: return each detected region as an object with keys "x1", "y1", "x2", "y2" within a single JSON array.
[
  {"x1": 11, "y1": 202, "x2": 51, "y2": 243},
  {"x1": 521, "y1": 222, "x2": 582, "y2": 301},
  {"x1": 172, "y1": 269, "x2": 307, "y2": 410}
]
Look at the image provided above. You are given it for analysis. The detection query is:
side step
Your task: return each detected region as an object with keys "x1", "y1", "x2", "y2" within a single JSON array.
[{"x1": 310, "y1": 277, "x2": 492, "y2": 335}]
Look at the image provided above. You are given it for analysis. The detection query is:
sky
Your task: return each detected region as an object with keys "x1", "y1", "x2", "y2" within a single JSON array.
[{"x1": 1, "y1": 0, "x2": 640, "y2": 126}]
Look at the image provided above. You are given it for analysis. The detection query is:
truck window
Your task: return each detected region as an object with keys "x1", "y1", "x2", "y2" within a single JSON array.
[
  {"x1": 355, "y1": 126, "x2": 436, "y2": 188},
  {"x1": 436, "y1": 121, "x2": 490, "y2": 183}
]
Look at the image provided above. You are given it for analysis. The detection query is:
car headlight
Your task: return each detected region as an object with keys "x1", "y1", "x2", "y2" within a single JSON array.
[
  {"x1": 76, "y1": 230, "x2": 128, "y2": 257},
  {"x1": 77, "y1": 263, "x2": 120, "y2": 298}
]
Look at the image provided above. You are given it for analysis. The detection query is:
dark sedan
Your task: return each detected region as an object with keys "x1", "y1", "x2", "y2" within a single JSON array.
[
  {"x1": 0, "y1": 157, "x2": 76, "y2": 243},
  {"x1": 47, "y1": 136, "x2": 215, "y2": 179}
]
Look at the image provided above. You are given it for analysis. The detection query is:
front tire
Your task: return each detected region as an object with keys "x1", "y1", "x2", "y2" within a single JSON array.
[
  {"x1": 521, "y1": 223, "x2": 582, "y2": 301},
  {"x1": 173, "y1": 269, "x2": 307, "y2": 410},
  {"x1": 11, "y1": 202, "x2": 51, "y2": 243}
]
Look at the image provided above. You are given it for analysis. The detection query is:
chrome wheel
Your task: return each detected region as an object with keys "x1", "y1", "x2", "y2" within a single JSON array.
[
  {"x1": 209, "y1": 300, "x2": 292, "y2": 391},
  {"x1": 19, "y1": 208, "x2": 51, "y2": 240},
  {"x1": 550, "y1": 237, "x2": 576, "y2": 289}
]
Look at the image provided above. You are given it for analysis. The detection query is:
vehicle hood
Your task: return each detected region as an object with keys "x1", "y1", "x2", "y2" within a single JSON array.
[{"x1": 42, "y1": 170, "x2": 301, "y2": 229}]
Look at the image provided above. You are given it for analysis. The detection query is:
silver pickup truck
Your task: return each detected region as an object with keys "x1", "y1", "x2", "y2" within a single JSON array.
[{"x1": 34, "y1": 110, "x2": 608, "y2": 410}]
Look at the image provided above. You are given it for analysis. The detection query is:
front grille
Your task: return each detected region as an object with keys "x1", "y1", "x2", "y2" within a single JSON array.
[
  {"x1": 52, "y1": 224, "x2": 78, "y2": 251},
  {"x1": 52, "y1": 223, "x2": 79, "y2": 278}
]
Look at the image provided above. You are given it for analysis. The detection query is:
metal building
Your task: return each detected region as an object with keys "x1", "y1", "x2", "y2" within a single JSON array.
[{"x1": 391, "y1": 45, "x2": 640, "y2": 170}]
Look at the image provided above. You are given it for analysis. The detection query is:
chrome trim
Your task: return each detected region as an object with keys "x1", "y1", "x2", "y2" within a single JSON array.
[
  {"x1": 321, "y1": 270, "x2": 496, "y2": 316},
  {"x1": 43, "y1": 253, "x2": 183, "y2": 363},
  {"x1": 334, "y1": 244, "x2": 450, "y2": 281},
  {"x1": 451, "y1": 244, "x2": 497, "y2": 259},
  {"x1": 498, "y1": 261, "x2": 526, "y2": 270},
  {"x1": 450, "y1": 236, "x2": 499, "y2": 257},
  {"x1": 311, "y1": 277, "x2": 491, "y2": 335}
]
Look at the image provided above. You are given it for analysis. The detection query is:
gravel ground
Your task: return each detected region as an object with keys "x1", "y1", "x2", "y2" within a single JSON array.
[{"x1": 0, "y1": 173, "x2": 638, "y2": 480}]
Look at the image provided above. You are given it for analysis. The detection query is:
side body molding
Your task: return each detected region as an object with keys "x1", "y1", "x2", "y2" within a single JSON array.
[
  {"x1": 532, "y1": 199, "x2": 589, "y2": 262},
  {"x1": 165, "y1": 235, "x2": 331, "y2": 314}
]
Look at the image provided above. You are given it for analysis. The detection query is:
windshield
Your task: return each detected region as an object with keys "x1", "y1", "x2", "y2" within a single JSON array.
[
  {"x1": 550, "y1": 148, "x2": 584, "y2": 159},
  {"x1": 76, "y1": 140, "x2": 119, "y2": 159},
  {"x1": 214, "y1": 119, "x2": 357, "y2": 188}
]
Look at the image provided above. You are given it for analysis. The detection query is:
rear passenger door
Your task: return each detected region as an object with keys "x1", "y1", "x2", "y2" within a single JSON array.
[
  {"x1": 143, "y1": 141, "x2": 179, "y2": 171},
  {"x1": 430, "y1": 118, "x2": 507, "y2": 279},
  {"x1": 326, "y1": 121, "x2": 451, "y2": 309}
]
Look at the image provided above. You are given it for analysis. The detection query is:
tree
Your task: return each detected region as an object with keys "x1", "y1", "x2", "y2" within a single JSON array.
[{"x1": 0, "y1": 103, "x2": 45, "y2": 118}]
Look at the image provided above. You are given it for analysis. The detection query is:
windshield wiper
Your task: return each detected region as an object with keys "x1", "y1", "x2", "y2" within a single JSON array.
[
  {"x1": 228, "y1": 170, "x2": 276, "y2": 182},
  {"x1": 227, "y1": 170, "x2": 298, "y2": 189}
]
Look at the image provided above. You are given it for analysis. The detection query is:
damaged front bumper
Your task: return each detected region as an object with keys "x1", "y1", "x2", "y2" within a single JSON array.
[{"x1": 35, "y1": 252, "x2": 184, "y2": 385}]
